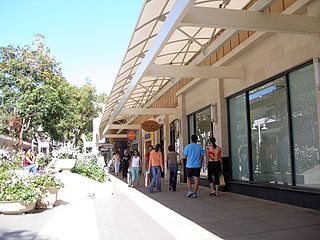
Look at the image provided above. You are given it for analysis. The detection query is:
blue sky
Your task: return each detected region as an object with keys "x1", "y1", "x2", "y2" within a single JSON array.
[{"x1": 0, "y1": 0, "x2": 144, "y2": 94}]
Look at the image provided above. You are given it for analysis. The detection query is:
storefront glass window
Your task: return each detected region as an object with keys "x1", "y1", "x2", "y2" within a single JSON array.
[
  {"x1": 188, "y1": 115, "x2": 195, "y2": 140},
  {"x1": 195, "y1": 108, "x2": 212, "y2": 177},
  {"x1": 187, "y1": 107, "x2": 212, "y2": 178},
  {"x1": 229, "y1": 94, "x2": 249, "y2": 181},
  {"x1": 249, "y1": 77, "x2": 291, "y2": 185},
  {"x1": 170, "y1": 120, "x2": 180, "y2": 154},
  {"x1": 289, "y1": 65, "x2": 320, "y2": 188}
]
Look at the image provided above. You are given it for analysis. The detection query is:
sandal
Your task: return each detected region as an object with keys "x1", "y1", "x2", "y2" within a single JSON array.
[{"x1": 209, "y1": 192, "x2": 215, "y2": 196}]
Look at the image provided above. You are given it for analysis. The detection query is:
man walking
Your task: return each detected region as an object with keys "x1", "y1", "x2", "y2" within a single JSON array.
[{"x1": 183, "y1": 134, "x2": 204, "y2": 198}]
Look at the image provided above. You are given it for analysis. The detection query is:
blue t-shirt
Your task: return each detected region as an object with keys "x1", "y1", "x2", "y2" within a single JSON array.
[{"x1": 183, "y1": 143, "x2": 204, "y2": 168}]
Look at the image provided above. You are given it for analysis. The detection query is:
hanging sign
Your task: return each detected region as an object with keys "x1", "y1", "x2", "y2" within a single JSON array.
[
  {"x1": 127, "y1": 131, "x2": 136, "y2": 140},
  {"x1": 141, "y1": 120, "x2": 160, "y2": 132}
]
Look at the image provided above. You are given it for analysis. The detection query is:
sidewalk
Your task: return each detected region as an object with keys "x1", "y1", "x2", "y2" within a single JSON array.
[{"x1": 0, "y1": 171, "x2": 319, "y2": 240}]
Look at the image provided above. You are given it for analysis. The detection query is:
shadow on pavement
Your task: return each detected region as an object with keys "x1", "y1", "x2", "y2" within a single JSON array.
[
  {"x1": 54, "y1": 199, "x2": 69, "y2": 207},
  {"x1": 111, "y1": 172, "x2": 320, "y2": 240},
  {"x1": 0, "y1": 228, "x2": 37, "y2": 240}
]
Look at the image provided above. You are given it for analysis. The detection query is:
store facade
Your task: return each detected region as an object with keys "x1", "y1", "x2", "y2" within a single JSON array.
[{"x1": 100, "y1": 0, "x2": 320, "y2": 210}]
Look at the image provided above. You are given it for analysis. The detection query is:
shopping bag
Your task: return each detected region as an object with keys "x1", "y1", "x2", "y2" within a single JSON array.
[
  {"x1": 127, "y1": 168, "x2": 132, "y2": 186},
  {"x1": 144, "y1": 171, "x2": 151, "y2": 188},
  {"x1": 219, "y1": 174, "x2": 225, "y2": 187}
]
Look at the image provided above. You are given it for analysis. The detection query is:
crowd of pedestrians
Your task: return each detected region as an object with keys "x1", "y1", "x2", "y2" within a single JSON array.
[{"x1": 110, "y1": 133, "x2": 224, "y2": 199}]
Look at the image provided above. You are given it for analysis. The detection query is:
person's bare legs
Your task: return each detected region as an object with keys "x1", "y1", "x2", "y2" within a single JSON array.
[
  {"x1": 187, "y1": 177, "x2": 192, "y2": 191},
  {"x1": 215, "y1": 185, "x2": 219, "y2": 196},
  {"x1": 194, "y1": 177, "x2": 199, "y2": 193},
  {"x1": 210, "y1": 183, "x2": 215, "y2": 194}
]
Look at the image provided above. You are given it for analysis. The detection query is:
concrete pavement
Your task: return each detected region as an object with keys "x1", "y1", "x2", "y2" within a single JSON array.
[{"x1": 0, "y1": 171, "x2": 319, "y2": 239}]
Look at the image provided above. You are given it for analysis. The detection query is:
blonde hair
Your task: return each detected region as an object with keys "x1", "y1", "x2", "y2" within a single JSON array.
[{"x1": 26, "y1": 149, "x2": 33, "y2": 158}]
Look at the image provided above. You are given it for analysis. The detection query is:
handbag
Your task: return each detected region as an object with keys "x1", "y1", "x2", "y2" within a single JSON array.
[
  {"x1": 144, "y1": 171, "x2": 151, "y2": 188},
  {"x1": 219, "y1": 174, "x2": 225, "y2": 187}
]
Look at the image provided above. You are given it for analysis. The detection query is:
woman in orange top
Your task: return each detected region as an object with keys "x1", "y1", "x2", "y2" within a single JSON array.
[
  {"x1": 148, "y1": 144, "x2": 163, "y2": 193},
  {"x1": 206, "y1": 137, "x2": 222, "y2": 196}
]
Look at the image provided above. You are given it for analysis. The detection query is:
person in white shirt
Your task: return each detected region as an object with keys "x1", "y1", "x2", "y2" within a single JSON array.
[
  {"x1": 129, "y1": 149, "x2": 142, "y2": 187},
  {"x1": 113, "y1": 152, "x2": 121, "y2": 176}
]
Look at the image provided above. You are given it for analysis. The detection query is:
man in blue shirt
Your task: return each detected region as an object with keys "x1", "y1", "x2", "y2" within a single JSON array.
[{"x1": 183, "y1": 134, "x2": 204, "y2": 198}]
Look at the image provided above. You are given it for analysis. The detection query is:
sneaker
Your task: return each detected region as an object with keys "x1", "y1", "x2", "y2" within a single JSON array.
[
  {"x1": 190, "y1": 192, "x2": 197, "y2": 198},
  {"x1": 187, "y1": 190, "x2": 194, "y2": 197}
]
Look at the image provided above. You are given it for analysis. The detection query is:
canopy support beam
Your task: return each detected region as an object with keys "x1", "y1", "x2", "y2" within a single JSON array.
[
  {"x1": 181, "y1": 7, "x2": 320, "y2": 35},
  {"x1": 105, "y1": 134, "x2": 128, "y2": 139},
  {"x1": 147, "y1": 64, "x2": 245, "y2": 79},
  {"x1": 102, "y1": 0, "x2": 195, "y2": 137},
  {"x1": 109, "y1": 124, "x2": 141, "y2": 130},
  {"x1": 121, "y1": 108, "x2": 177, "y2": 115}
]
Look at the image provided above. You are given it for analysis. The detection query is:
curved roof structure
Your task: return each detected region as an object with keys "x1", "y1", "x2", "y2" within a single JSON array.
[
  {"x1": 100, "y1": 0, "x2": 251, "y2": 136},
  {"x1": 99, "y1": 0, "x2": 318, "y2": 137}
]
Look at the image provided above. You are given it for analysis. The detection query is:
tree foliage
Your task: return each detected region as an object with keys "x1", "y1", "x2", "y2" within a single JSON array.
[
  {"x1": 0, "y1": 34, "x2": 107, "y2": 148},
  {"x1": 57, "y1": 82, "x2": 102, "y2": 147}
]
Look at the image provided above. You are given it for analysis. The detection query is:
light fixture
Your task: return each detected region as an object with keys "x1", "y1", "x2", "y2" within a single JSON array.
[
  {"x1": 252, "y1": 125, "x2": 257, "y2": 130},
  {"x1": 158, "y1": 15, "x2": 166, "y2": 22},
  {"x1": 261, "y1": 124, "x2": 268, "y2": 130},
  {"x1": 139, "y1": 52, "x2": 145, "y2": 58}
]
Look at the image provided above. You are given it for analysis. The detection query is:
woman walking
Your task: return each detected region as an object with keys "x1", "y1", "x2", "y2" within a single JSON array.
[
  {"x1": 148, "y1": 144, "x2": 163, "y2": 193},
  {"x1": 113, "y1": 152, "x2": 121, "y2": 176},
  {"x1": 167, "y1": 145, "x2": 178, "y2": 191},
  {"x1": 206, "y1": 137, "x2": 223, "y2": 196},
  {"x1": 122, "y1": 149, "x2": 131, "y2": 179},
  {"x1": 129, "y1": 149, "x2": 142, "y2": 187}
]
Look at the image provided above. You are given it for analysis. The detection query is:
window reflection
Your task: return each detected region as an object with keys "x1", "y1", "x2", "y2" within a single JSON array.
[
  {"x1": 229, "y1": 63, "x2": 319, "y2": 189},
  {"x1": 195, "y1": 108, "x2": 212, "y2": 178},
  {"x1": 249, "y1": 77, "x2": 291, "y2": 185},
  {"x1": 188, "y1": 107, "x2": 212, "y2": 178},
  {"x1": 229, "y1": 94, "x2": 249, "y2": 181},
  {"x1": 289, "y1": 65, "x2": 320, "y2": 188}
]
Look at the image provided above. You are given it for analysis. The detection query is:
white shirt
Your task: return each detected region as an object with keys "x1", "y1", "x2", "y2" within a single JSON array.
[{"x1": 131, "y1": 156, "x2": 141, "y2": 167}]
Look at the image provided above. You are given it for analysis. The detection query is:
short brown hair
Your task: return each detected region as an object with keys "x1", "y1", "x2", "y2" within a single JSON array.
[{"x1": 168, "y1": 144, "x2": 175, "y2": 152}]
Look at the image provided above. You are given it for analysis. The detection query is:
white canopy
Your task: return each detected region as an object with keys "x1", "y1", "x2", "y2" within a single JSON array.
[{"x1": 99, "y1": 0, "x2": 318, "y2": 137}]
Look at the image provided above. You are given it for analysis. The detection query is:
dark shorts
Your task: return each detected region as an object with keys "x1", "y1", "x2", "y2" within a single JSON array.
[{"x1": 186, "y1": 167, "x2": 201, "y2": 178}]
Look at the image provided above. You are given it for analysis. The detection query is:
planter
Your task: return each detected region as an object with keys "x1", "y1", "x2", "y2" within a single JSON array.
[
  {"x1": 56, "y1": 159, "x2": 76, "y2": 171},
  {"x1": 36, "y1": 187, "x2": 58, "y2": 209},
  {"x1": 0, "y1": 201, "x2": 36, "y2": 215}
]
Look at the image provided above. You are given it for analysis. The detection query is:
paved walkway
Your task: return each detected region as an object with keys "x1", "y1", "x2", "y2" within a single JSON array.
[{"x1": 0, "y1": 171, "x2": 319, "y2": 240}]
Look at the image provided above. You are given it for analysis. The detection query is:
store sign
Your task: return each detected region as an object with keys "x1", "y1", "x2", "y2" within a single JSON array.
[
  {"x1": 145, "y1": 133, "x2": 150, "y2": 139},
  {"x1": 142, "y1": 120, "x2": 160, "y2": 132},
  {"x1": 127, "y1": 131, "x2": 136, "y2": 140}
]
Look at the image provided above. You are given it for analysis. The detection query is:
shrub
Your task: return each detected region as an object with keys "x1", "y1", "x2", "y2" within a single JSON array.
[
  {"x1": 0, "y1": 156, "x2": 64, "y2": 203},
  {"x1": 71, "y1": 157, "x2": 107, "y2": 183},
  {"x1": 32, "y1": 173, "x2": 64, "y2": 190},
  {"x1": 0, "y1": 172, "x2": 44, "y2": 203},
  {"x1": 0, "y1": 156, "x2": 21, "y2": 172},
  {"x1": 36, "y1": 153, "x2": 53, "y2": 168}
]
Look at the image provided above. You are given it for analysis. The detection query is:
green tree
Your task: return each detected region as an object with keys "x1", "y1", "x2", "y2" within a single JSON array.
[
  {"x1": 0, "y1": 34, "x2": 109, "y2": 148},
  {"x1": 0, "y1": 34, "x2": 69, "y2": 145},
  {"x1": 57, "y1": 82, "x2": 105, "y2": 148}
]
